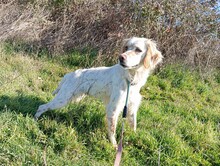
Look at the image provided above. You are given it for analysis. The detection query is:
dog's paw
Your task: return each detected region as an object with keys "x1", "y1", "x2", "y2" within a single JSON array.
[
  {"x1": 113, "y1": 143, "x2": 118, "y2": 150},
  {"x1": 34, "y1": 114, "x2": 39, "y2": 121},
  {"x1": 34, "y1": 111, "x2": 42, "y2": 121}
]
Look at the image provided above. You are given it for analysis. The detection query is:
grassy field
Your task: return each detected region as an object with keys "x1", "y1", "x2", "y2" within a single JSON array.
[{"x1": 0, "y1": 44, "x2": 220, "y2": 166}]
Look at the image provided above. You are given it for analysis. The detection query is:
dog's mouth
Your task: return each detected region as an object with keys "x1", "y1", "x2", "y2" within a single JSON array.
[
  {"x1": 120, "y1": 63, "x2": 127, "y2": 68},
  {"x1": 120, "y1": 62, "x2": 139, "y2": 69}
]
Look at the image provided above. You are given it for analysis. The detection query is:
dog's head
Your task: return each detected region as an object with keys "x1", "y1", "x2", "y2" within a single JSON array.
[{"x1": 119, "y1": 37, "x2": 163, "y2": 70}]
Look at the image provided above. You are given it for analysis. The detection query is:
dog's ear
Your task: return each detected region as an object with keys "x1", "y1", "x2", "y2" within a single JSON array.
[{"x1": 144, "y1": 40, "x2": 163, "y2": 69}]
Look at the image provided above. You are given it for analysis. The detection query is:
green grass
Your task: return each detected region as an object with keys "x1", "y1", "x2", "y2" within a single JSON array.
[{"x1": 0, "y1": 44, "x2": 220, "y2": 165}]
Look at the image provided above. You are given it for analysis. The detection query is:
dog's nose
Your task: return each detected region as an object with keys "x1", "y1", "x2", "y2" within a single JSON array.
[{"x1": 119, "y1": 54, "x2": 126, "y2": 62}]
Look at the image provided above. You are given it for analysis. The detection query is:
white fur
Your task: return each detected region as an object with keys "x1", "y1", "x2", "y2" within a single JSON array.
[{"x1": 35, "y1": 37, "x2": 163, "y2": 147}]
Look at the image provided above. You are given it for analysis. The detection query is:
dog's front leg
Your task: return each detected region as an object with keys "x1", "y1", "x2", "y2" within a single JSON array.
[
  {"x1": 106, "y1": 96, "x2": 124, "y2": 147},
  {"x1": 127, "y1": 93, "x2": 142, "y2": 131}
]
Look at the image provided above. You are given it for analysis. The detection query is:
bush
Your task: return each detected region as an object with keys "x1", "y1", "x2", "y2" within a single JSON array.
[{"x1": 0, "y1": 0, "x2": 219, "y2": 69}]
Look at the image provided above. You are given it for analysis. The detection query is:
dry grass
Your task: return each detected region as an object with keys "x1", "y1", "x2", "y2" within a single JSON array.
[{"x1": 0, "y1": 0, "x2": 219, "y2": 70}]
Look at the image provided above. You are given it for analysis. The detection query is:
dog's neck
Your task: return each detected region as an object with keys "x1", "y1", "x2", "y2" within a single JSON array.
[{"x1": 127, "y1": 66, "x2": 151, "y2": 86}]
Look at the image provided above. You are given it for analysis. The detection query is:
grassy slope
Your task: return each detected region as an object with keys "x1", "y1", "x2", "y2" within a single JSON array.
[{"x1": 0, "y1": 45, "x2": 220, "y2": 166}]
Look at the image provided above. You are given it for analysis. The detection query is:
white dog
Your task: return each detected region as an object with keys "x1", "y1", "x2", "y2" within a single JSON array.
[{"x1": 35, "y1": 37, "x2": 163, "y2": 147}]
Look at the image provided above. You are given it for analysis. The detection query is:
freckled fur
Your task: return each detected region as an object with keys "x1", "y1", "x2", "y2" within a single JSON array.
[{"x1": 35, "y1": 37, "x2": 163, "y2": 147}]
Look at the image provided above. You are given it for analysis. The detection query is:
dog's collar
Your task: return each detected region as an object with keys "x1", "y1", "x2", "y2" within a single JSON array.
[
  {"x1": 126, "y1": 77, "x2": 137, "y2": 86},
  {"x1": 130, "y1": 79, "x2": 138, "y2": 86}
]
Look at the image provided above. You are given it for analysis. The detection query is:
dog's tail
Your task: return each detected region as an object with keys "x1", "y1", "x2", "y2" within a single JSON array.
[{"x1": 52, "y1": 76, "x2": 66, "y2": 95}]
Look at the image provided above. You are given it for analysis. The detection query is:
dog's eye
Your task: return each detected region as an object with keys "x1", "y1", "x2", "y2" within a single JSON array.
[
  {"x1": 124, "y1": 46, "x2": 128, "y2": 51},
  {"x1": 135, "y1": 48, "x2": 142, "y2": 53}
]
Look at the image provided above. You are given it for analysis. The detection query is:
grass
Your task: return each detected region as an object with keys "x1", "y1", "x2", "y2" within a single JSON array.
[{"x1": 0, "y1": 43, "x2": 220, "y2": 166}]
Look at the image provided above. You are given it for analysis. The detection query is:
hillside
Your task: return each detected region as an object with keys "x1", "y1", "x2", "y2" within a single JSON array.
[
  {"x1": 0, "y1": 0, "x2": 220, "y2": 165},
  {"x1": 0, "y1": 44, "x2": 220, "y2": 165}
]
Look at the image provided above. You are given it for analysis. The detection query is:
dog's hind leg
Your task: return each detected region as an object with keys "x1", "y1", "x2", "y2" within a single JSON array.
[
  {"x1": 34, "y1": 92, "x2": 74, "y2": 120},
  {"x1": 35, "y1": 72, "x2": 86, "y2": 120},
  {"x1": 34, "y1": 78, "x2": 79, "y2": 120}
]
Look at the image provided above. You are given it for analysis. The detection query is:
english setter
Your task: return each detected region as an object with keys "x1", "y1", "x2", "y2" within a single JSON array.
[{"x1": 35, "y1": 37, "x2": 163, "y2": 147}]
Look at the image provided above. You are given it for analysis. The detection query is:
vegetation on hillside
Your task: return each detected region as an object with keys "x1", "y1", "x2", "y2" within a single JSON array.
[
  {"x1": 0, "y1": 44, "x2": 220, "y2": 165},
  {"x1": 0, "y1": 0, "x2": 219, "y2": 69},
  {"x1": 0, "y1": 0, "x2": 220, "y2": 165}
]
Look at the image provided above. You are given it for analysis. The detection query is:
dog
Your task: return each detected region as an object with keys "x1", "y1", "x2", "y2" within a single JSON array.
[{"x1": 34, "y1": 37, "x2": 163, "y2": 147}]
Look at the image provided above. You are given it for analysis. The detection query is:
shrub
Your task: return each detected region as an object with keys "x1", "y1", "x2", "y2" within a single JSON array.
[{"x1": 0, "y1": 0, "x2": 219, "y2": 69}]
